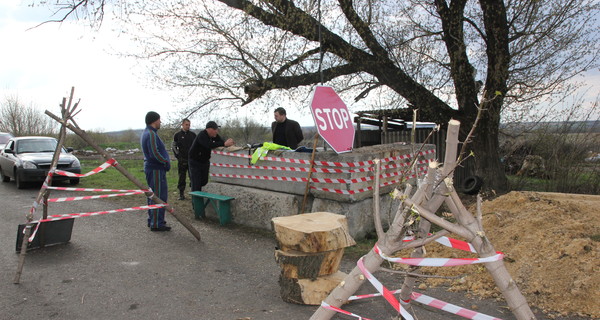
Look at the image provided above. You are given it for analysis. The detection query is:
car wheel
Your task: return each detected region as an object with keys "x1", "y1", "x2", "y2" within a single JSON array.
[
  {"x1": 70, "y1": 178, "x2": 80, "y2": 185},
  {"x1": 0, "y1": 167, "x2": 9, "y2": 182},
  {"x1": 462, "y1": 175, "x2": 483, "y2": 195},
  {"x1": 15, "y1": 173, "x2": 27, "y2": 189}
]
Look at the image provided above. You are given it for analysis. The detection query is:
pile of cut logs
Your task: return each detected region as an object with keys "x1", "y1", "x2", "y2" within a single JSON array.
[{"x1": 272, "y1": 212, "x2": 356, "y2": 305}]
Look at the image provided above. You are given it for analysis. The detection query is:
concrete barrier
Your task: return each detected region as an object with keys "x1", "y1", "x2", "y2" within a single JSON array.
[{"x1": 203, "y1": 143, "x2": 435, "y2": 238}]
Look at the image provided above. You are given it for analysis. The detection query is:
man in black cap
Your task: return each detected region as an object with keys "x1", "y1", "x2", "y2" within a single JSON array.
[
  {"x1": 172, "y1": 118, "x2": 196, "y2": 200},
  {"x1": 188, "y1": 121, "x2": 234, "y2": 192},
  {"x1": 141, "y1": 111, "x2": 171, "y2": 231}
]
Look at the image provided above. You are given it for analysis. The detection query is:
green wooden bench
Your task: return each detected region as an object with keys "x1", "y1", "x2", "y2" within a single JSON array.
[{"x1": 189, "y1": 191, "x2": 235, "y2": 225}]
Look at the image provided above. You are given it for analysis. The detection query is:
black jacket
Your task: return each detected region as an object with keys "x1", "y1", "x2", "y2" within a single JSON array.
[
  {"x1": 172, "y1": 130, "x2": 197, "y2": 160},
  {"x1": 188, "y1": 130, "x2": 225, "y2": 163},
  {"x1": 271, "y1": 118, "x2": 303, "y2": 149}
]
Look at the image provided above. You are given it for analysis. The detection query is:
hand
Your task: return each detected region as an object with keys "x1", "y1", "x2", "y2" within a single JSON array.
[{"x1": 224, "y1": 138, "x2": 234, "y2": 147}]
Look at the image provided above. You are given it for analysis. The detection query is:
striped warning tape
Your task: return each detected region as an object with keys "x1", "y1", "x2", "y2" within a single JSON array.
[
  {"x1": 211, "y1": 159, "x2": 432, "y2": 175},
  {"x1": 212, "y1": 149, "x2": 435, "y2": 168},
  {"x1": 402, "y1": 235, "x2": 477, "y2": 253},
  {"x1": 45, "y1": 186, "x2": 150, "y2": 193},
  {"x1": 357, "y1": 256, "x2": 414, "y2": 320},
  {"x1": 27, "y1": 204, "x2": 167, "y2": 241},
  {"x1": 48, "y1": 191, "x2": 144, "y2": 203},
  {"x1": 210, "y1": 170, "x2": 425, "y2": 192},
  {"x1": 54, "y1": 158, "x2": 117, "y2": 177},
  {"x1": 346, "y1": 290, "x2": 501, "y2": 320},
  {"x1": 374, "y1": 243, "x2": 503, "y2": 267},
  {"x1": 320, "y1": 301, "x2": 373, "y2": 320}
]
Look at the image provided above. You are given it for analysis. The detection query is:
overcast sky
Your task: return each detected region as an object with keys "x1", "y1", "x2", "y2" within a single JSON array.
[{"x1": 1, "y1": 1, "x2": 598, "y2": 133}]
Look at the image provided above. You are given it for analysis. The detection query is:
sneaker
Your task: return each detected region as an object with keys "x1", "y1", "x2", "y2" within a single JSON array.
[
  {"x1": 178, "y1": 195, "x2": 185, "y2": 200},
  {"x1": 150, "y1": 226, "x2": 171, "y2": 232}
]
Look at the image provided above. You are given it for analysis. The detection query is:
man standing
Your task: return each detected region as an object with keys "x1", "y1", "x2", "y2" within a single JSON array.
[
  {"x1": 271, "y1": 107, "x2": 303, "y2": 149},
  {"x1": 172, "y1": 118, "x2": 196, "y2": 200},
  {"x1": 141, "y1": 111, "x2": 171, "y2": 232},
  {"x1": 188, "y1": 121, "x2": 234, "y2": 192}
]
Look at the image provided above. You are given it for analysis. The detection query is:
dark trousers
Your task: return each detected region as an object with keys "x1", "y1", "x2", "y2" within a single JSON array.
[
  {"x1": 177, "y1": 158, "x2": 190, "y2": 193},
  {"x1": 145, "y1": 169, "x2": 168, "y2": 228},
  {"x1": 189, "y1": 159, "x2": 210, "y2": 192}
]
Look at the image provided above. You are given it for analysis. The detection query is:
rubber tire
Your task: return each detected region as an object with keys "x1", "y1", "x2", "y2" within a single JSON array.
[
  {"x1": 70, "y1": 178, "x2": 80, "y2": 185},
  {"x1": 462, "y1": 175, "x2": 483, "y2": 195},
  {"x1": 16, "y1": 173, "x2": 26, "y2": 189},
  {"x1": 0, "y1": 167, "x2": 9, "y2": 182}
]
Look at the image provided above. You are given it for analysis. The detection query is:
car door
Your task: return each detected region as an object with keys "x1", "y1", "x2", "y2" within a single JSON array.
[{"x1": 0, "y1": 139, "x2": 17, "y2": 179}]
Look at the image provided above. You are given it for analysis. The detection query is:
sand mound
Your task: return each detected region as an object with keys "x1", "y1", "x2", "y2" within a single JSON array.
[{"x1": 401, "y1": 191, "x2": 599, "y2": 317}]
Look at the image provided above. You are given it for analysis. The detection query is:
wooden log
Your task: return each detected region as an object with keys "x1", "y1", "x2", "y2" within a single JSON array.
[
  {"x1": 275, "y1": 248, "x2": 344, "y2": 279},
  {"x1": 272, "y1": 212, "x2": 356, "y2": 253},
  {"x1": 279, "y1": 271, "x2": 347, "y2": 305}
]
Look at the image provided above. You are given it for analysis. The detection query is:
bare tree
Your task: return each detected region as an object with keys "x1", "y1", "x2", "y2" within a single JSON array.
[
  {"x1": 30, "y1": 0, "x2": 600, "y2": 192},
  {"x1": 0, "y1": 95, "x2": 57, "y2": 136}
]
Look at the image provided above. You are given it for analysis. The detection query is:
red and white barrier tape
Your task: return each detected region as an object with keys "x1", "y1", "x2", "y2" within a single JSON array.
[
  {"x1": 48, "y1": 191, "x2": 144, "y2": 203},
  {"x1": 402, "y1": 235, "x2": 476, "y2": 253},
  {"x1": 411, "y1": 292, "x2": 502, "y2": 320},
  {"x1": 28, "y1": 204, "x2": 167, "y2": 241},
  {"x1": 54, "y1": 158, "x2": 117, "y2": 177},
  {"x1": 374, "y1": 243, "x2": 503, "y2": 267},
  {"x1": 346, "y1": 290, "x2": 501, "y2": 320},
  {"x1": 357, "y1": 256, "x2": 415, "y2": 320},
  {"x1": 45, "y1": 186, "x2": 150, "y2": 193},
  {"x1": 212, "y1": 149, "x2": 434, "y2": 168},
  {"x1": 212, "y1": 158, "x2": 432, "y2": 174},
  {"x1": 320, "y1": 301, "x2": 373, "y2": 320},
  {"x1": 309, "y1": 173, "x2": 421, "y2": 195}
]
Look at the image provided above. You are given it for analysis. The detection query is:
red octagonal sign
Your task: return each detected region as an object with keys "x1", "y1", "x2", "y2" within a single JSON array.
[{"x1": 310, "y1": 86, "x2": 355, "y2": 154}]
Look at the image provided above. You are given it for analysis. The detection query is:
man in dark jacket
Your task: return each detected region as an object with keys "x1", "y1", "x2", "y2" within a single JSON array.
[
  {"x1": 172, "y1": 118, "x2": 196, "y2": 200},
  {"x1": 188, "y1": 121, "x2": 234, "y2": 192},
  {"x1": 141, "y1": 111, "x2": 171, "y2": 231},
  {"x1": 271, "y1": 107, "x2": 303, "y2": 149}
]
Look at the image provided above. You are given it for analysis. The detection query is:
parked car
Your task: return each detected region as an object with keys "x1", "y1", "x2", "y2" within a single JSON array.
[
  {"x1": 0, "y1": 132, "x2": 13, "y2": 150},
  {"x1": 0, "y1": 136, "x2": 81, "y2": 189}
]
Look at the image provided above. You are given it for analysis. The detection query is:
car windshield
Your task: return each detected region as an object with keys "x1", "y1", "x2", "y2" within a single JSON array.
[
  {"x1": 0, "y1": 133, "x2": 11, "y2": 144},
  {"x1": 16, "y1": 139, "x2": 59, "y2": 154}
]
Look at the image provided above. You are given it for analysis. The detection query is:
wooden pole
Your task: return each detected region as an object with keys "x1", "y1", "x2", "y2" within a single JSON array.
[
  {"x1": 372, "y1": 159, "x2": 384, "y2": 239},
  {"x1": 14, "y1": 91, "x2": 72, "y2": 284},
  {"x1": 300, "y1": 133, "x2": 319, "y2": 214},
  {"x1": 44, "y1": 110, "x2": 202, "y2": 241}
]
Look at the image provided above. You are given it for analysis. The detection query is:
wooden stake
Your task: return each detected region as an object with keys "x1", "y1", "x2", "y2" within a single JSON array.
[{"x1": 300, "y1": 133, "x2": 319, "y2": 214}]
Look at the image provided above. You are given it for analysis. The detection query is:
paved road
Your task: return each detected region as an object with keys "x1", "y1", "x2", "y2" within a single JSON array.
[{"x1": 0, "y1": 180, "x2": 583, "y2": 320}]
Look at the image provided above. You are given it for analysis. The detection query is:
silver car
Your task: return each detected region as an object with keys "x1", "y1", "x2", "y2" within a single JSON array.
[{"x1": 0, "y1": 136, "x2": 81, "y2": 189}]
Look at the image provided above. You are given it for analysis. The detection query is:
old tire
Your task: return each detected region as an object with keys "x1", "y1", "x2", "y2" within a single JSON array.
[
  {"x1": 462, "y1": 175, "x2": 483, "y2": 195},
  {"x1": 70, "y1": 178, "x2": 80, "y2": 185}
]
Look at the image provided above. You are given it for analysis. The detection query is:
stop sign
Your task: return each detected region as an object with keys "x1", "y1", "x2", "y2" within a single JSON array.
[{"x1": 310, "y1": 86, "x2": 355, "y2": 154}]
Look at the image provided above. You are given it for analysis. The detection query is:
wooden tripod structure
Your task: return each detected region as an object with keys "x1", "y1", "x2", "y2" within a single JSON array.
[
  {"x1": 14, "y1": 87, "x2": 201, "y2": 284},
  {"x1": 310, "y1": 119, "x2": 536, "y2": 320}
]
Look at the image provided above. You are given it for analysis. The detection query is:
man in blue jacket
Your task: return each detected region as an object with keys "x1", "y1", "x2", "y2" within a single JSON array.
[{"x1": 141, "y1": 111, "x2": 171, "y2": 231}]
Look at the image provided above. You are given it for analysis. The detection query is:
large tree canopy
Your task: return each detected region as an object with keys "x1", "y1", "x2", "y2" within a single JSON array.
[{"x1": 39, "y1": 0, "x2": 600, "y2": 192}]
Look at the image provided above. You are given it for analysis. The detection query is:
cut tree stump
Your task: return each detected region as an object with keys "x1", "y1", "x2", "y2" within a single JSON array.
[
  {"x1": 278, "y1": 270, "x2": 348, "y2": 305},
  {"x1": 272, "y1": 212, "x2": 356, "y2": 305},
  {"x1": 275, "y1": 248, "x2": 344, "y2": 279},
  {"x1": 272, "y1": 212, "x2": 356, "y2": 253}
]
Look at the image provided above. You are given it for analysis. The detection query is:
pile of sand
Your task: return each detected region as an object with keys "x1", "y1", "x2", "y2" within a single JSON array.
[{"x1": 398, "y1": 191, "x2": 599, "y2": 317}]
